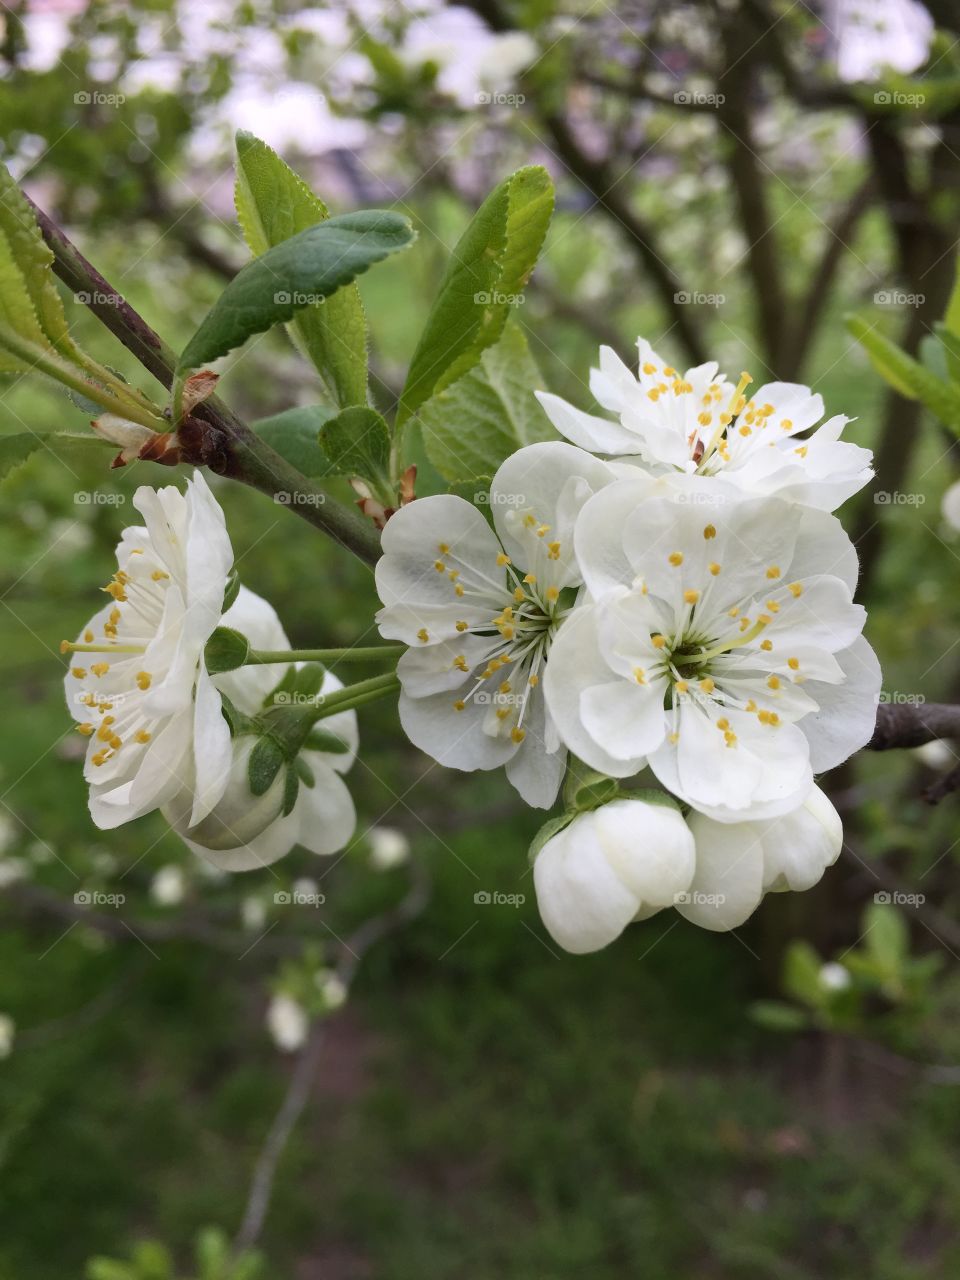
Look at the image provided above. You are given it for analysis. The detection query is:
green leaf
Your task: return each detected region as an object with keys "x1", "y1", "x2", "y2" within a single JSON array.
[
  {"x1": 253, "y1": 404, "x2": 336, "y2": 477},
  {"x1": 864, "y1": 902, "x2": 909, "y2": 972},
  {"x1": 944, "y1": 252, "x2": 960, "y2": 339},
  {"x1": 85, "y1": 1262, "x2": 136, "y2": 1280},
  {"x1": 397, "y1": 166, "x2": 554, "y2": 426},
  {"x1": 0, "y1": 429, "x2": 105, "y2": 482},
  {"x1": 248, "y1": 736, "x2": 285, "y2": 797},
  {"x1": 204, "y1": 626, "x2": 251, "y2": 675},
  {"x1": 235, "y1": 131, "x2": 369, "y2": 407},
  {"x1": 846, "y1": 313, "x2": 960, "y2": 432},
  {"x1": 748, "y1": 1000, "x2": 810, "y2": 1033},
  {"x1": 319, "y1": 406, "x2": 391, "y2": 485},
  {"x1": 178, "y1": 210, "x2": 416, "y2": 373},
  {"x1": 935, "y1": 322, "x2": 960, "y2": 384},
  {"x1": 783, "y1": 940, "x2": 825, "y2": 1006},
  {"x1": 419, "y1": 324, "x2": 557, "y2": 483}
]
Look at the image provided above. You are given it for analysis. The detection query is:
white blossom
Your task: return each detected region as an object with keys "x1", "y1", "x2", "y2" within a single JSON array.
[
  {"x1": 536, "y1": 341, "x2": 873, "y2": 511},
  {"x1": 315, "y1": 968, "x2": 347, "y2": 1011},
  {"x1": 545, "y1": 477, "x2": 880, "y2": 822},
  {"x1": 163, "y1": 588, "x2": 358, "y2": 873},
  {"x1": 831, "y1": 0, "x2": 933, "y2": 83},
  {"x1": 678, "y1": 785, "x2": 844, "y2": 930},
  {"x1": 819, "y1": 961, "x2": 852, "y2": 992},
  {"x1": 375, "y1": 442, "x2": 618, "y2": 808},
  {"x1": 942, "y1": 479, "x2": 960, "y2": 532},
  {"x1": 533, "y1": 795, "x2": 696, "y2": 954},
  {"x1": 266, "y1": 992, "x2": 308, "y2": 1052},
  {"x1": 64, "y1": 471, "x2": 234, "y2": 831}
]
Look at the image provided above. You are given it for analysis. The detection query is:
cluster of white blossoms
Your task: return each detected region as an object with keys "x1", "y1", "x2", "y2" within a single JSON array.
[
  {"x1": 64, "y1": 473, "x2": 357, "y2": 872},
  {"x1": 377, "y1": 339, "x2": 880, "y2": 952}
]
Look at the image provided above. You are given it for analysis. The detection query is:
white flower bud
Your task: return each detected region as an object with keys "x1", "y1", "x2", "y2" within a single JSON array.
[
  {"x1": 150, "y1": 864, "x2": 185, "y2": 906},
  {"x1": 368, "y1": 826, "x2": 410, "y2": 870},
  {"x1": 90, "y1": 414, "x2": 156, "y2": 462},
  {"x1": 266, "y1": 993, "x2": 308, "y2": 1052},
  {"x1": 533, "y1": 796, "x2": 696, "y2": 954},
  {"x1": 0, "y1": 1013, "x2": 14, "y2": 1059},
  {"x1": 315, "y1": 969, "x2": 347, "y2": 1011},
  {"x1": 943, "y1": 480, "x2": 960, "y2": 533},
  {"x1": 819, "y1": 962, "x2": 851, "y2": 992},
  {"x1": 169, "y1": 737, "x2": 287, "y2": 853}
]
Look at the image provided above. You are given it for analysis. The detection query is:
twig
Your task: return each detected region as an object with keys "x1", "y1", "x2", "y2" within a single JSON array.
[
  {"x1": 233, "y1": 856, "x2": 431, "y2": 1252},
  {"x1": 26, "y1": 198, "x2": 382, "y2": 566},
  {"x1": 868, "y1": 702, "x2": 960, "y2": 751}
]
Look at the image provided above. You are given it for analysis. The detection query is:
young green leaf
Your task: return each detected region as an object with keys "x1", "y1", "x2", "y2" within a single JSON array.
[
  {"x1": 319, "y1": 406, "x2": 391, "y2": 485},
  {"x1": 253, "y1": 404, "x2": 336, "y2": 477},
  {"x1": 419, "y1": 324, "x2": 557, "y2": 483},
  {"x1": 178, "y1": 211, "x2": 416, "y2": 373},
  {"x1": 0, "y1": 430, "x2": 104, "y2": 484},
  {"x1": 846, "y1": 313, "x2": 960, "y2": 433},
  {"x1": 397, "y1": 166, "x2": 554, "y2": 426},
  {"x1": 235, "y1": 131, "x2": 369, "y2": 407}
]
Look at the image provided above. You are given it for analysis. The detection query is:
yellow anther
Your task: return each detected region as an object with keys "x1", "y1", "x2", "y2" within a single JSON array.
[
  {"x1": 514, "y1": 587, "x2": 526, "y2": 602},
  {"x1": 91, "y1": 750, "x2": 109, "y2": 768},
  {"x1": 71, "y1": 667, "x2": 87, "y2": 679},
  {"x1": 546, "y1": 586, "x2": 559, "y2": 602},
  {"x1": 453, "y1": 700, "x2": 466, "y2": 712},
  {"x1": 417, "y1": 628, "x2": 429, "y2": 643},
  {"x1": 453, "y1": 656, "x2": 469, "y2": 672},
  {"x1": 136, "y1": 671, "x2": 152, "y2": 690},
  {"x1": 499, "y1": 681, "x2": 512, "y2": 695},
  {"x1": 760, "y1": 639, "x2": 772, "y2": 651},
  {"x1": 794, "y1": 445, "x2": 808, "y2": 458},
  {"x1": 547, "y1": 541, "x2": 561, "y2": 561},
  {"x1": 709, "y1": 562, "x2": 721, "y2": 576},
  {"x1": 438, "y1": 543, "x2": 450, "y2": 554},
  {"x1": 648, "y1": 389, "x2": 660, "y2": 402},
  {"x1": 683, "y1": 589, "x2": 700, "y2": 605},
  {"x1": 642, "y1": 361, "x2": 657, "y2": 374},
  {"x1": 758, "y1": 613, "x2": 772, "y2": 626},
  {"x1": 746, "y1": 699, "x2": 758, "y2": 713},
  {"x1": 496, "y1": 708, "x2": 511, "y2": 721},
  {"x1": 510, "y1": 727, "x2": 526, "y2": 744},
  {"x1": 456, "y1": 621, "x2": 469, "y2": 632},
  {"x1": 724, "y1": 731, "x2": 737, "y2": 747},
  {"x1": 91, "y1": 662, "x2": 110, "y2": 677},
  {"x1": 699, "y1": 678, "x2": 715, "y2": 693},
  {"x1": 651, "y1": 634, "x2": 666, "y2": 649},
  {"x1": 523, "y1": 573, "x2": 536, "y2": 585},
  {"x1": 536, "y1": 524, "x2": 550, "y2": 538},
  {"x1": 765, "y1": 601, "x2": 780, "y2": 614},
  {"x1": 716, "y1": 717, "x2": 730, "y2": 731},
  {"x1": 728, "y1": 607, "x2": 739, "y2": 618},
  {"x1": 77, "y1": 723, "x2": 95, "y2": 737},
  {"x1": 788, "y1": 657, "x2": 800, "y2": 671},
  {"x1": 738, "y1": 425, "x2": 751, "y2": 436},
  {"x1": 663, "y1": 366, "x2": 676, "y2": 377},
  {"x1": 102, "y1": 581, "x2": 127, "y2": 602},
  {"x1": 134, "y1": 730, "x2": 151, "y2": 744},
  {"x1": 675, "y1": 680, "x2": 689, "y2": 694},
  {"x1": 788, "y1": 582, "x2": 802, "y2": 597},
  {"x1": 698, "y1": 412, "x2": 712, "y2": 427},
  {"x1": 524, "y1": 514, "x2": 537, "y2": 528},
  {"x1": 434, "y1": 560, "x2": 445, "y2": 573},
  {"x1": 496, "y1": 552, "x2": 511, "y2": 567},
  {"x1": 528, "y1": 674, "x2": 539, "y2": 687},
  {"x1": 766, "y1": 565, "x2": 781, "y2": 579},
  {"x1": 668, "y1": 732, "x2": 680, "y2": 745},
  {"x1": 84, "y1": 629, "x2": 94, "y2": 643},
  {"x1": 739, "y1": 618, "x2": 752, "y2": 632},
  {"x1": 757, "y1": 709, "x2": 780, "y2": 726},
  {"x1": 96, "y1": 723, "x2": 113, "y2": 742},
  {"x1": 703, "y1": 524, "x2": 716, "y2": 539},
  {"x1": 767, "y1": 675, "x2": 781, "y2": 690},
  {"x1": 151, "y1": 570, "x2": 169, "y2": 581},
  {"x1": 455, "y1": 585, "x2": 465, "y2": 597},
  {"x1": 633, "y1": 667, "x2": 647, "y2": 685},
  {"x1": 780, "y1": 419, "x2": 793, "y2": 431},
  {"x1": 669, "y1": 552, "x2": 684, "y2": 566}
]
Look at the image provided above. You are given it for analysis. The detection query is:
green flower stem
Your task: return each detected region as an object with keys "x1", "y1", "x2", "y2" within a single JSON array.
[
  {"x1": 307, "y1": 672, "x2": 401, "y2": 723},
  {"x1": 246, "y1": 645, "x2": 404, "y2": 665}
]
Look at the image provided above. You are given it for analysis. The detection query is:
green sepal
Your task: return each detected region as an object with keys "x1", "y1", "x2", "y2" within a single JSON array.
[
  {"x1": 302, "y1": 727, "x2": 350, "y2": 755},
  {"x1": 563, "y1": 766, "x2": 620, "y2": 812},
  {"x1": 204, "y1": 625, "x2": 250, "y2": 674},
  {"x1": 527, "y1": 811, "x2": 576, "y2": 866},
  {"x1": 281, "y1": 762, "x2": 300, "y2": 817},
  {"x1": 247, "y1": 735, "x2": 285, "y2": 797},
  {"x1": 221, "y1": 569, "x2": 241, "y2": 614}
]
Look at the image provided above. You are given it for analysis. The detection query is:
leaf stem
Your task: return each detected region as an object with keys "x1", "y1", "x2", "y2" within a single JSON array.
[
  {"x1": 246, "y1": 645, "x2": 404, "y2": 665},
  {"x1": 307, "y1": 672, "x2": 400, "y2": 722}
]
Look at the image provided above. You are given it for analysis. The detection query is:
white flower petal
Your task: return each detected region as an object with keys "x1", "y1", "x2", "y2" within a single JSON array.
[{"x1": 798, "y1": 635, "x2": 881, "y2": 771}]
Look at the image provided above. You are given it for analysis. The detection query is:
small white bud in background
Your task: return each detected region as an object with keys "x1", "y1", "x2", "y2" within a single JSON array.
[
  {"x1": 150, "y1": 864, "x2": 185, "y2": 907},
  {"x1": 266, "y1": 993, "x2": 309, "y2": 1052},
  {"x1": 90, "y1": 414, "x2": 156, "y2": 464},
  {"x1": 241, "y1": 895, "x2": 267, "y2": 932},
  {"x1": 0, "y1": 1013, "x2": 15, "y2": 1059},
  {"x1": 315, "y1": 969, "x2": 347, "y2": 1011},
  {"x1": 818, "y1": 962, "x2": 851, "y2": 992},
  {"x1": 368, "y1": 826, "x2": 410, "y2": 871}
]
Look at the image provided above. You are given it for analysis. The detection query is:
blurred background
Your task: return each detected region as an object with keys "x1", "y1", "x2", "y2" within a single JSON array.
[{"x1": 3, "y1": 1, "x2": 960, "y2": 1276}]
